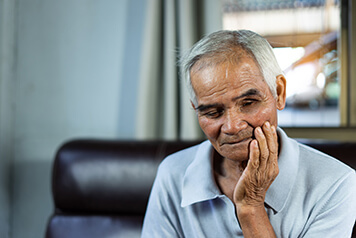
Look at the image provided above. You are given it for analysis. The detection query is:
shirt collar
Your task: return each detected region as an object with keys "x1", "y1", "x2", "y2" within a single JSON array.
[
  {"x1": 181, "y1": 140, "x2": 221, "y2": 207},
  {"x1": 264, "y1": 127, "x2": 299, "y2": 213},
  {"x1": 181, "y1": 128, "x2": 300, "y2": 213}
]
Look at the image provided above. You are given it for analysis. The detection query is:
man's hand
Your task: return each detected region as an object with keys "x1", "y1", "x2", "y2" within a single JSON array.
[{"x1": 233, "y1": 121, "x2": 279, "y2": 237}]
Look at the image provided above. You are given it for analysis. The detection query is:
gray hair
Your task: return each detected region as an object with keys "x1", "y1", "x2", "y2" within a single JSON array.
[{"x1": 180, "y1": 30, "x2": 283, "y2": 106}]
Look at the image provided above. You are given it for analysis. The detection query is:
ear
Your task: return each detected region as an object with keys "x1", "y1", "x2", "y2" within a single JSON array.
[{"x1": 276, "y1": 75, "x2": 287, "y2": 110}]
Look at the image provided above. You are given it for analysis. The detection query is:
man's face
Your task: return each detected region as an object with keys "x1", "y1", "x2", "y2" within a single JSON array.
[{"x1": 191, "y1": 57, "x2": 286, "y2": 162}]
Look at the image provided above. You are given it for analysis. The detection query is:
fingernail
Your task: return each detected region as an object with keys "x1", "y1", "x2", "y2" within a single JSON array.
[
  {"x1": 265, "y1": 121, "x2": 270, "y2": 127},
  {"x1": 252, "y1": 140, "x2": 258, "y2": 147},
  {"x1": 256, "y1": 127, "x2": 262, "y2": 134}
]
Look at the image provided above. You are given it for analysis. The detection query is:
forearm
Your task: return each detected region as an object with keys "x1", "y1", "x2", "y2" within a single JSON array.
[
  {"x1": 233, "y1": 123, "x2": 278, "y2": 237},
  {"x1": 236, "y1": 205, "x2": 276, "y2": 238}
]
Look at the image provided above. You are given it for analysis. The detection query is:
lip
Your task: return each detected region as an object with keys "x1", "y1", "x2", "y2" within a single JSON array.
[{"x1": 221, "y1": 137, "x2": 253, "y2": 146}]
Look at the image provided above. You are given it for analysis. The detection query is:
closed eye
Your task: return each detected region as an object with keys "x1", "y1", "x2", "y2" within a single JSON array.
[
  {"x1": 242, "y1": 99, "x2": 259, "y2": 107},
  {"x1": 202, "y1": 108, "x2": 224, "y2": 119}
]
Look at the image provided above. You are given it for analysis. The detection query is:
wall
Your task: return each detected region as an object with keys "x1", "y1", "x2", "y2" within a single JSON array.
[
  {"x1": 0, "y1": 0, "x2": 150, "y2": 236},
  {"x1": 9, "y1": 0, "x2": 136, "y2": 237},
  {"x1": 0, "y1": 0, "x2": 16, "y2": 237}
]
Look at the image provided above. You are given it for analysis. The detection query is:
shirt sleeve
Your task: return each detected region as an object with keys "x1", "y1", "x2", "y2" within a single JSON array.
[
  {"x1": 141, "y1": 163, "x2": 183, "y2": 238},
  {"x1": 300, "y1": 171, "x2": 356, "y2": 238}
]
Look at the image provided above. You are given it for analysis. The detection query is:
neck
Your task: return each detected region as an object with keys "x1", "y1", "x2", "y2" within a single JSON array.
[
  {"x1": 213, "y1": 150, "x2": 247, "y2": 180},
  {"x1": 213, "y1": 150, "x2": 247, "y2": 200}
]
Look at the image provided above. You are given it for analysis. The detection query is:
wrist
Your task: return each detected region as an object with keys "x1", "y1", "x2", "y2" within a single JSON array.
[{"x1": 235, "y1": 203, "x2": 266, "y2": 218}]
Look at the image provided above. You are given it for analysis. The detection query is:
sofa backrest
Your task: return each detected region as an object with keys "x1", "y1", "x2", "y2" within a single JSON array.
[
  {"x1": 45, "y1": 139, "x2": 356, "y2": 238},
  {"x1": 45, "y1": 139, "x2": 200, "y2": 238}
]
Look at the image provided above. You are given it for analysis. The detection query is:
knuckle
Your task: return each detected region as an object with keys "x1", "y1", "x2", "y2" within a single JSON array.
[
  {"x1": 261, "y1": 152, "x2": 269, "y2": 160},
  {"x1": 274, "y1": 167, "x2": 280, "y2": 176},
  {"x1": 267, "y1": 169, "x2": 276, "y2": 179},
  {"x1": 267, "y1": 163, "x2": 279, "y2": 178},
  {"x1": 252, "y1": 160, "x2": 259, "y2": 168},
  {"x1": 269, "y1": 150, "x2": 278, "y2": 158}
]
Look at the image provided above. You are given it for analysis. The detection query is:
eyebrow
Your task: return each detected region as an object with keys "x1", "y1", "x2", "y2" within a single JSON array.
[
  {"x1": 195, "y1": 88, "x2": 261, "y2": 112},
  {"x1": 232, "y1": 88, "x2": 261, "y2": 101}
]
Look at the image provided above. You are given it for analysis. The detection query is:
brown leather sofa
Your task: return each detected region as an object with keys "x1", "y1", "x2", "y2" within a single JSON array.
[{"x1": 45, "y1": 139, "x2": 356, "y2": 238}]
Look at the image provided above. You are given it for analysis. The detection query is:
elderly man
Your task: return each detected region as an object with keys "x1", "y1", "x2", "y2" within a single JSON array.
[{"x1": 141, "y1": 30, "x2": 356, "y2": 237}]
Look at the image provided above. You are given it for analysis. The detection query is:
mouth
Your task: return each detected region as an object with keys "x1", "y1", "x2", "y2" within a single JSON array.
[
  {"x1": 221, "y1": 137, "x2": 253, "y2": 146},
  {"x1": 219, "y1": 128, "x2": 255, "y2": 147}
]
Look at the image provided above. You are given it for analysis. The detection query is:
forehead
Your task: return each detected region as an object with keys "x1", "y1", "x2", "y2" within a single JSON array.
[
  {"x1": 190, "y1": 47, "x2": 253, "y2": 73},
  {"x1": 190, "y1": 56, "x2": 267, "y2": 98}
]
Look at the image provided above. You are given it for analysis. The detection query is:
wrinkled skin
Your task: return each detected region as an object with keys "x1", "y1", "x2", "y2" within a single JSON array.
[{"x1": 191, "y1": 56, "x2": 286, "y2": 237}]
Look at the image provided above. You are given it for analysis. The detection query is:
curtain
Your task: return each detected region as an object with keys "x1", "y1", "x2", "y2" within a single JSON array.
[{"x1": 135, "y1": 0, "x2": 222, "y2": 140}]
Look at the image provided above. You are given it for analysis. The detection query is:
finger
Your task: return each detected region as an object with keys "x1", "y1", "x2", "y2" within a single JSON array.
[
  {"x1": 270, "y1": 125, "x2": 279, "y2": 178},
  {"x1": 247, "y1": 139, "x2": 260, "y2": 172},
  {"x1": 262, "y1": 123, "x2": 279, "y2": 179},
  {"x1": 262, "y1": 122, "x2": 278, "y2": 160},
  {"x1": 254, "y1": 126, "x2": 269, "y2": 171}
]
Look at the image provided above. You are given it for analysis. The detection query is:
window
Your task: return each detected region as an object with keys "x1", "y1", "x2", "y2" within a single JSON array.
[{"x1": 222, "y1": 0, "x2": 342, "y2": 127}]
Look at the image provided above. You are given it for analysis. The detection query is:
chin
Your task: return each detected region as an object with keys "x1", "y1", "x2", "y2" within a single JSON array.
[
  {"x1": 216, "y1": 140, "x2": 251, "y2": 160},
  {"x1": 217, "y1": 147, "x2": 249, "y2": 162}
]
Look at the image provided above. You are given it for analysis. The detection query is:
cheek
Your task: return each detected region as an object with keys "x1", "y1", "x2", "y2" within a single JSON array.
[
  {"x1": 246, "y1": 104, "x2": 277, "y2": 127},
  {"x1": 198, "y1": 117, "x2": 221, "y2": 139}
]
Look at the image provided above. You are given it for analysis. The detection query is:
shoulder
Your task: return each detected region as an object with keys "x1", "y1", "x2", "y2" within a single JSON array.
[
  {"x1": 296, "y1": 142, "x2": 356, "y2": 198},
  {"x1": 159, "y1": 142, "x2": 201, "y2": 171},
  {"x1": 155, "y1": 140, "x2": 210, "y2": 181},
  {"x1": 298, "y1": 142, "x2": 354, "y2": 177},
  {"x1": 147, "y1": 140, "x2": 212, "y2": 210}
]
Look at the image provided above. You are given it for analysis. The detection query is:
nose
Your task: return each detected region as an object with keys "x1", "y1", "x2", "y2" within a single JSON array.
[{"x1": 221, "y1": 110, "x2": 248, "y2": 135}]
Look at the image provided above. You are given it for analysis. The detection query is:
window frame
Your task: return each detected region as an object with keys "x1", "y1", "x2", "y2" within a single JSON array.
[
  {"x1": 285, "y1": 0, "x2": 356, "y2": 141},
  {"x1": 221, "y1": 0, "x2": 356, "y2": 140}
]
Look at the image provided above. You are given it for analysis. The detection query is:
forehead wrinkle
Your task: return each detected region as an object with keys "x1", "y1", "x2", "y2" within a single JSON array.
[
  {"x1": 191, "y1": 63, "x2": 231, "y2": 100},
  {"x1": 190, "y1": 47, "x2": 251, "y2": 76},
  {"x1": 233, "y1": 60, "x2": 263, "y2": 77},
  {"x1": 225, "y1": 66, "x2": 229, "y2": 79},
  {"x1": 192, "y1": 56, "x2": 267, "y2": 106},
  {"x1": 202, "y1": 81, "x2": 229, "y2": 99}
]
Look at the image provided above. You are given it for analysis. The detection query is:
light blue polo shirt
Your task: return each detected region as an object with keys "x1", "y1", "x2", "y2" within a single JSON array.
[{"x1": 142, "y1": 128, "x2": 356, "y2": 237}]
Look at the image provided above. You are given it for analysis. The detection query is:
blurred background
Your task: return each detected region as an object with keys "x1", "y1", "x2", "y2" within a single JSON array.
[
  {"x1": 223, "y1": 0, "x2": 343, "y2": 127},
  {"x1": 1, "y1": 0, "x2": 356, "y2": 237}
]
